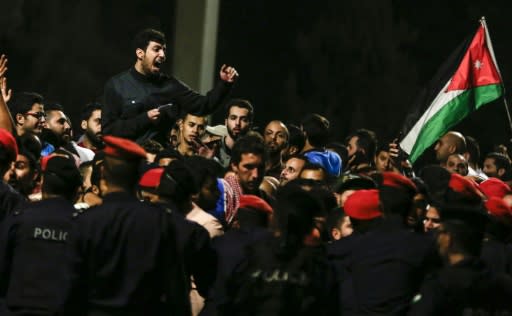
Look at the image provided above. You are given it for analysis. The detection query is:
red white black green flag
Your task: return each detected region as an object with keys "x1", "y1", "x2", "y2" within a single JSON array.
[{"x1": 400, "y1": 18, "x2": 503, "y2": 163}]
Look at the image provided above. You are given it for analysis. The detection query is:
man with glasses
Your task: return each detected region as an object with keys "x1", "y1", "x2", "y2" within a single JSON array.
[{"x1": 10, "y1": 92, "x2": 46, "y2": 138}]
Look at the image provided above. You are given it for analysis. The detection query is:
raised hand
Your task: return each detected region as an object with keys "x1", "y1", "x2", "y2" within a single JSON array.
[
  {"x1": 1, "y1": 78, "x2": 12, "y2": 103},
  {"x1": 219, "y1": 64, "x2": 239, "y2": 83},
  {"x1": 0, "y1": 55, "x2": 12, "y2": 103}
]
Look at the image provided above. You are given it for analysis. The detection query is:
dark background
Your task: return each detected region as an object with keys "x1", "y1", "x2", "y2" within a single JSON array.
[{"x1": 1, "y1": 0, "x2": 511, "y2": 164}]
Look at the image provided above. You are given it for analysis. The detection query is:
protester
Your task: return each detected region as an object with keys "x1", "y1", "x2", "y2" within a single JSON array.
[{"x1": 102, "y1": 28, "x2": 238, "y2": 144}]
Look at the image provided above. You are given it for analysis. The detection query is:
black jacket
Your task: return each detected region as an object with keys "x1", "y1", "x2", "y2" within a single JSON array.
[
  {"x1": 0, "y1": 181, "x2": 26, "y2": 223},
  {"x1": 70, "y1": 192, "x2": 188, "y2": 316},
  {"x1": 103, "y1": 67, "x2": 233, "y2": 143},
  {"x1": 154, "y1": 201, "x2": 217, "y2": 298},
  {"x1": 0, "y1": 197, "x2": 77, "y2": 315},
  {"x1": 342, "y1": 218, "x2": 439, "y2": 315},
  {"x1": 408, "y1": 258, "x2": 512, "y2": 315}
]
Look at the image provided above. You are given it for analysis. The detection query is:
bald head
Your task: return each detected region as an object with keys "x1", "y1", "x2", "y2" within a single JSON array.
[
  {"x1": 264, "y1": 120, "x2": 289, "y2": 154},
  {"x1": 434, "y1": 131, "x2": 466, "y2": 164}
]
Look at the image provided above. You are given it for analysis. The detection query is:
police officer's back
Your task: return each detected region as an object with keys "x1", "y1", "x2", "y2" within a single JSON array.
[
  {"x1": 409, "y1": 206, "x2": 512, "y2": 315},
  {"x1": 0, "y1": 154, "x2": 82, "y2": 315},
  {"x1": 203, "y1": 195, "x2": 273, "y2": 315},
  {"x1": 71, "y1": 136, "x2": 187, "y2": 316},
  {"x1": 220, "y1": 186, "x2": 338, "y2": 316}
]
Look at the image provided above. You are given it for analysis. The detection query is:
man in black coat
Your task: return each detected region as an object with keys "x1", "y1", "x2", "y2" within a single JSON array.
[
  {"x1": 138, "y1": 166, "x2": 217, "y2": 312},
  {"x1": 337, "y1": 175, "x2": 439, "y2": 316},
  {"x1": 102, "y1": 28, "x2": 238, "y2": 144},
  {"x1": 0, "y1": 128, "x2": 26, "y2": 223},
  {"x1": 408, "y1": 206, "x2": 512, "y2": 315},
  {"x1": 70, "y1": 136, "x2": 188, "y2": 316},
  {"x1": 0, "y1": 154, "x2": 82, "y2": 315}
]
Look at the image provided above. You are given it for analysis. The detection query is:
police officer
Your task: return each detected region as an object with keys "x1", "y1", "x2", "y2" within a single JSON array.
[
  {"x1": 0, "y1": 153, "x2": 82, "y2": 315},
  {"x1": 408, "y1": 206, "x2": 512, "y2": 315},
  {"x1": 203, "y1": 195, "x2": 273, "y2": 315},
  {"x1": 338, "y1": 180, "x2": 439, "y2": 315},
  {"x1": 138, "y1": 166, "x2": 216, "y2": 316},
  {"x1": 69, "y1": 135, "x2": 188, "y2": 316},
  {"x1": 0, "y1": 128, "x2": 26, "y2": 223}
]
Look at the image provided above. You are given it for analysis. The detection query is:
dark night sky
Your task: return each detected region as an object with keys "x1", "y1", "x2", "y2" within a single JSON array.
[{"x1": 2, "y1": 0, "x2": 512, "y2": 164}]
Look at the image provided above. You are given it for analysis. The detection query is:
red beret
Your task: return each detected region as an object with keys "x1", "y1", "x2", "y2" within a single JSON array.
[
  {"x1": 381, "y1": 172, "x2": 417, "y2": 193},
  {"x1": 0, "y1": 128, "x2": 18, "y2": 162},
  {"x1": 239, "y1": 194, "x2": 273, "y2": 214},
  {"x1": 139, "y1": 167, "x2": 164, "y2": 189},
  {"x1": 485, "y1": 196, "x2": 512, "y2": 218},
  {"x1": 479, "y1": 178, "x2": 511, "y2": 199},
  {"x1": 344, "y1": 189, "x2": 382, "y2": 220},
  {"x1": 103, "y1": 135, "x2": 146, "y2": 160},
  {"x1": 448, "y1": 173, "x2": 484, "y2": 201}
]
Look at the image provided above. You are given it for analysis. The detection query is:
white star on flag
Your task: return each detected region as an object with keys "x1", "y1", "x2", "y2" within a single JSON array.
[{"x1": 474, "y1": 59, "x2": 483, "y2": 69}]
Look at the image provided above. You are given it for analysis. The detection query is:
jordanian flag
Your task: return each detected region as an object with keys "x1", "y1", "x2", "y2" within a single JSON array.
[{"x1": 400, "y1": 18, "x2": 503, "y2": 163}]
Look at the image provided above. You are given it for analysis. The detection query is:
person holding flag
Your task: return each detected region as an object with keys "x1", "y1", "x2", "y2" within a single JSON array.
[{"x1": 400, "y1": 17, "x2": 504, "y2": 165}]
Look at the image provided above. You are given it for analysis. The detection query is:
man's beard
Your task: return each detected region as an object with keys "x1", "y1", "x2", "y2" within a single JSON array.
[
  {"x1": 85, "y1": 129, "x2": 103, "y2": 147},
  {"x1": 227, "y1": 127, "x2": 247, "y2": 141},
  {"x1": 10, "y1": 176, "x2": 36, "y2": 197},
  {"x1": 42, "y1": 128, "x2": 69, "y2": 148},
  {"x1": 266, "y1": 143, "x2": 283, "y2": 156}
]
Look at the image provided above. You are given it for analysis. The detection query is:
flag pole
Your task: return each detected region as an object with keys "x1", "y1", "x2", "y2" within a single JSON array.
[
  {"x1": 502, "y1": 96, "x2": 512, "y2": 142},
  {"x1": 480, "y1": 16, "x2": 512, "y2": 138}
]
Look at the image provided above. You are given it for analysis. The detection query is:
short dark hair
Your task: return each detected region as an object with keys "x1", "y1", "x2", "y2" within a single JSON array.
[
  {"x1": 81, "y1": 102, "x2": 102, "y2": 122},
  {"x1": 141, "y1": 139, "x2": 164, "y2": 155},
  {"x1": 300, "y1": 113, "x2": 330, "y2": 148},
  {"x1": 287, "y1": 124, "x2": 306, "y2": 153},
  {"x1": 326, "y1": 208, "x2": 346, "y2": 240},
  {"x1": 155, "y1": 147, "x2": 182, "y2": 163},
  {"x1": 464, "y1": 136, "x2": 480, "y2": 165},
  {"x1": 44, "y1": 103, "x2": 65, "y2": 113},
  {"x1": 102, "y1": 156, "x2": 140, "y2": 189},
  {"x1": 10, "y1": 92, "x2": 44, "y2": 118},
  {"x1": 347, "y1": 129, "x2": 377, "y2": 162},
  {"x1": 184, "y1": 155, "x2": 222, "y2": 188},
  {"x1": 18, "y1": 133, "x2": 42, "y2": 161},
  {"x1": 301, "y1": 162, "x2": 327, "y2": 175},
  {"x1": 284, "y1": 154, "x2": 308, "y2": 165},
  {"x1": 443, "y1": 220, "x2": 484, "y2": 257},
  {"x1": 485, "y1": 152, "x2": 511, "y2": 172},
  {"x1": 42, "y1": 155, "x2": 82, "y2": 200},
  {"x1": 273, "y1": 185, "x2": 320, "y2": 253},
  {"x1": 225, "y1": 99, "x2": 254, "y2": 122},
  {"x1": 230, "y1": 134, "x2": 265, "y2": 165},
  {"x1": 133, "y1": 28, "x2": 166, "y2": 53}
]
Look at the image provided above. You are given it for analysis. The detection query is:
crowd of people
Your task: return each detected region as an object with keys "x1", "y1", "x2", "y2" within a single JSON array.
[{"x1": 0, "y1": 28, "x2": 512, "y2": 315}]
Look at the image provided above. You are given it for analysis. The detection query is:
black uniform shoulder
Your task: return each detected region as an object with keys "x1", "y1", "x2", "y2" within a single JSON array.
[{"x1": 0, "y1": 181, "x2": 27, "y2": 220}]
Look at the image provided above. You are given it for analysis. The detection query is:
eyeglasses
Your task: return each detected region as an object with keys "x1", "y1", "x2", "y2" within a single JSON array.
[{"x1": 25, "y1": 111, "x2": 46, "y2": 119}]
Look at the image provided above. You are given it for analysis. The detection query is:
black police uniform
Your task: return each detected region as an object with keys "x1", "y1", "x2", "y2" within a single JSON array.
[
  {"x1": 70, "y1": 192, "x2": 188, "y2": 316},
  {"x1": 201, "y1": 227, "x2": 271, "y2": 315},
  {"x1": 0, "y1": 181, "x2": 27, "y2": 223},
  {"x1": 103, "y1": 67, "x2": 233, "y2": 143},
  {"x1": 343, "y1": 217, "x2": 439, "y2": 315},
  {"x1": 0, "y1": 197, "x2": 77, "y2": 315},
  {"x1": 154, "y1": 201, "x2": 217, "y2": 299},
  {"x1": 408, "y1": 258, "x2": 512, "y2": 315},
  {"x1": 327, "y1": 234, "x2": 361, "y2": 316},
  {"x1": 219, "y1": 236, "x2": 338, "y2": 316}
]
